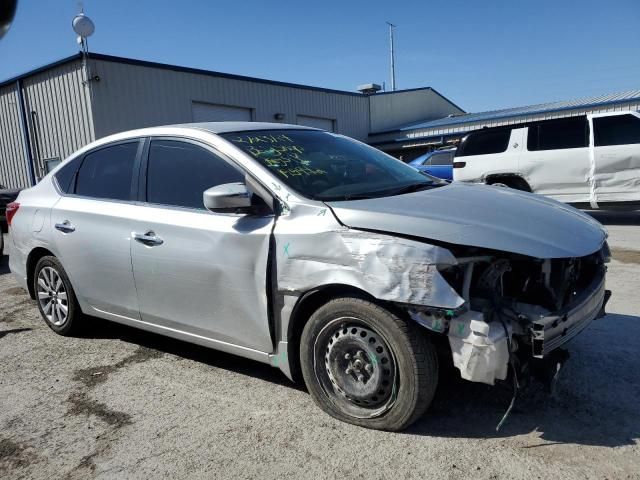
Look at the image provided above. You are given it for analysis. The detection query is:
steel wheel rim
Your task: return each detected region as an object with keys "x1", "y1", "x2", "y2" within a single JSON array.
[
  {"x1": 313, "y1": 317, "x2": 398, "y2": 419},
  {"x1": 36, "y1": 266, "x2": 69, "y2": 326}
]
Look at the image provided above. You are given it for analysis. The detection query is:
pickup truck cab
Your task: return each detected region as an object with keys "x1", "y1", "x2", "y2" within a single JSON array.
[{"x1": 453, "y1": 111, "x2": 640, "y2": 209}]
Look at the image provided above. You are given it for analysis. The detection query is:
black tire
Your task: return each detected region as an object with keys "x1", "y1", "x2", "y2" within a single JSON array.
[
  {"x1": 300, "y1": 297, "x2": 438, "y2": 431},
  {"x1": 33, "y1": 255, "x2": 82, "y2": 336},
  {"x1": 487, "y1": 177, "x2": 531, "y2": 192}
]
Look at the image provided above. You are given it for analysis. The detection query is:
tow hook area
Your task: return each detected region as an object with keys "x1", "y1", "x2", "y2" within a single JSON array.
[
  {"x1": 597, "y1": 289, "x2": 612, "y2": 319},
  {"x1": 496, "y1": 348, "x2": 570, "y2": 432},
  {"x1": 530, "y1": 348, "x2": 570, "y2": 394}
]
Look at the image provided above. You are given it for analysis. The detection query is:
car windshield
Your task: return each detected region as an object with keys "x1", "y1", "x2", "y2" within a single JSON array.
[{"x1": 221, "y1": 129, "x2": 444, "y2": 201}]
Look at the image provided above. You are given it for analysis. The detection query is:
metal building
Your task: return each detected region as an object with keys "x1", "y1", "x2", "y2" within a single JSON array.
[
  {"x1": 369, "y1": 90, "x2": 640, "y2": 155},
  {"x1": 0, "y1": 52, "x2": 463, "y2": 188}
]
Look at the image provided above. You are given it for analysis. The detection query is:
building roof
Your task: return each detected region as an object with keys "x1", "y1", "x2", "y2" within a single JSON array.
[
  {"x1": 399, "y1": 89, "x2": 640, "y2": 131},
  {"x1": 0, "y1": 52, "x2": 461, "y2": 109}
]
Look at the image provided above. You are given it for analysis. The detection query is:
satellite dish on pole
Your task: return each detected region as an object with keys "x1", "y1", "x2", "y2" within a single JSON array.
[
  {"x1": 72, "y1": 13, "x2": 95, "y2": 40},
  {"x1": 72, "y1": 9, "x2": 98, "y2": 87}
]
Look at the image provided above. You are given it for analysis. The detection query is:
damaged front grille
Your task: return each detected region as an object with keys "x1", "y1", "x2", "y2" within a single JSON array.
[{"x1": 439, "y1": 243, "x2": 609, "y2": 358}]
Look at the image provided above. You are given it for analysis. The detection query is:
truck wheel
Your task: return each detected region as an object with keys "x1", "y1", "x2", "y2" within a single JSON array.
[
  {"x1": 487, "y1": 177, "x2": 531, "y2": 192},
  {"x1": 300, "y1": 297, "x2": 438, "y2": 431},
  {"x1": 33, "y1": 256, "x2": 82, "y2": 336}
]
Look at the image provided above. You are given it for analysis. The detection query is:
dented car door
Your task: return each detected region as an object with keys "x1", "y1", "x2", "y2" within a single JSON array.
[{"x1": 590, "y1": 112, "x2": 640, "y2": 205}]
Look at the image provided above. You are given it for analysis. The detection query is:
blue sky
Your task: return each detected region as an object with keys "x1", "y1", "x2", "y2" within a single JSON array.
[{"x1": 1, "y1": 0, "x2": 639, "y2": 112}]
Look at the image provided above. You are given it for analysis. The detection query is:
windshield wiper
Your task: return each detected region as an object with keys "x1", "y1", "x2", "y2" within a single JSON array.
[{"x1": 386, "y1": 182, "x2": 439, "y2": 196}]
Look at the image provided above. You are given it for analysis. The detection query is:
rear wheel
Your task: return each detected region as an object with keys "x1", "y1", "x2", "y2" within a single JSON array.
[
  {"x1": 300, "y1": 297, "x2": 438, "y2": 431},
  {"x1": 33, "y1": 256, "x2": 82, "y2": 336},
  {"x1": 487, "y1": 176, "x2": 531, "y2": 192}
]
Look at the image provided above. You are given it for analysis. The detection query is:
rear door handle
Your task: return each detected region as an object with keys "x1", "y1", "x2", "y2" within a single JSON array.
[
  {"x1": 54, "y1": 221, "x2": 75, "y2": 233},
  {"x1": 133, "y1": 231, "x2": 164, "y2": 246}
]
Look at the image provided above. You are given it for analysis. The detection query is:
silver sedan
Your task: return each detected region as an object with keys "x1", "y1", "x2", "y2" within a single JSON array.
[{"x1": 8, "y1": 123, "x2": 610, "y2": 431}]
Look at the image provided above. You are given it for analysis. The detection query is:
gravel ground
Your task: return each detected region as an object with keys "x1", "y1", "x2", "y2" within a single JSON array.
[{"x1": 1, "y1": 217, "x2": 639, "y2": 480}]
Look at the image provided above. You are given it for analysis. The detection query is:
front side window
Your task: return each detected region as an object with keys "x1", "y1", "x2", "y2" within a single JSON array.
[
  {"x1": 456, "y1": 129, "x2": 511, "y2": 157},
  {"x1": 527, "y1": 117, "x2": 588, "y2": 151},
  {"x1": 75, "y1": 142, "x2": 139, "y2": 200},
  {"x1": 222, "y1": 130, "x2": 442, "y2": 201},
  {"x1": 146, "y1": 139, "x2": 244, "y2": 209},
  {"x1": 594, "y1": 114, "x2": 640, "y2": 146}
]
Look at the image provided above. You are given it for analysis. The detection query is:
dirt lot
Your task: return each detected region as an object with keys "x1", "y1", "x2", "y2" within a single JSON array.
[{"x1": 1, "y1": 213, "x2": 639, "y2": 480}]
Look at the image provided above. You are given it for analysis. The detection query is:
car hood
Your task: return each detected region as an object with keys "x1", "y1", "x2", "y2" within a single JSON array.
[{"x1": 326, "y1": 183, "x2": 606, "y2": 259}]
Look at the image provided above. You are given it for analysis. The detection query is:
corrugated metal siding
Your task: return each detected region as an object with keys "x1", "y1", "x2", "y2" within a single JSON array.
[
  {"x1": 21, "y1": 59, "x2": 95, "y2": 179},
  {"x1": 0, "y1": 84, "x2": 29, "y2": 188},
  {"x1": 89, "y1": 59, "x2": 370, "y2": 141},
  {"x1": 369, "y1": 89, "x2": 464, "y2": 133},
  {"x1": 403, "y1": 101, "x2": 640, "y2": 140},
  {"x1": 369, "y1": 96, "x2": 640, "y2": 146},
  {"x1": 402, "y1": 89, "x2": 640, "y2": 131}
]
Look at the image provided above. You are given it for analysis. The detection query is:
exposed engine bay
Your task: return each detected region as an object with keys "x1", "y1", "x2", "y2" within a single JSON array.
[{"x1": 409, "y1": 243, "x2": 611, "y2": 386}]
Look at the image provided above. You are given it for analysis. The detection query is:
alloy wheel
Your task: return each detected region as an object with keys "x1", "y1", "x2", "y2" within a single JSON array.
[{"x1": 36, "y1": 266, "x2": 69, "y2": 326}]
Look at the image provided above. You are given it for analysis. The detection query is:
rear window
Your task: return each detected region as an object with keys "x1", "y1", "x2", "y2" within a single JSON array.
[
  {"x1": 54, "y1": 156, "x2": 82, "y2": 194},
  {"x1": 430, "y1": 152, "x2": 454, "y2": 165},
  {"x1": 527, "y1": 117, "x2": 588, "y2": 151},
  {"x1": 456, "y1": 129, "x2": 510, "y2": 157},
  {"x1": 75, "y1": 142, "x2": 139, "y2": 201},
  {"x1": 594, "y1": 114, "x2": 640, "y2": 146}
]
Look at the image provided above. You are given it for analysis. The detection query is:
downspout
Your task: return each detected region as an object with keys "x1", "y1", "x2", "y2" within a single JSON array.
[{"x1": 15, "y1": 79, "x2": 36, "y2": 186}]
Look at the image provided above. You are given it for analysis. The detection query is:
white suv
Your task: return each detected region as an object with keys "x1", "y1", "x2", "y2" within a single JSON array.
[{"x1": 453, "y1": 111, "x2": 640, "y2": 209}]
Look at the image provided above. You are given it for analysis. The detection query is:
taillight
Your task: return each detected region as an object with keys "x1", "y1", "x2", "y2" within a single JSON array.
[
  {"x1": 453, "y1": 161, "x2": 466, "y2": 168},
  {"x1": 6, "y1": 202, "x2": 20, "y2": 227}
]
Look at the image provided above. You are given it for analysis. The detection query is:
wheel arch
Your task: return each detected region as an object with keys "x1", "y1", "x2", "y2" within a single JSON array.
[
  {"x1": 26, "y1": 247, "x2": 56, "y2": 299},
  {"x1": 485, "y1": 173, "x2": 532, "y2": 191},
  {"x1": 284, "y1": 284, "x2": 408, "y2": 383}
]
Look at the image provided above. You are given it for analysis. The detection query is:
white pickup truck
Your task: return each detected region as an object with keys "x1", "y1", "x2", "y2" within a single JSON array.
[{"x1": 452, "y1": 111, "x2": 640, "y2": 209}]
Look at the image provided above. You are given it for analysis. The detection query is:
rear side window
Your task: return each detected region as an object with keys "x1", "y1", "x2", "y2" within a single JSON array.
[
  {"x1": 54, "y1": 156, "x2": 82, "y2": 194},
  {"x1": 75, "y1": 142, "x2": 139, "y2": 200},
  {"x1": 146, "y1": 139, "x2": 244, "y2": 209},
  {"x1": 594, "y1": 114, "x2": 640, "y2": 146},
  {"x1": 430, "y1": 152, "x2": 454, "y2": 165},
  {"x1": 527, "y1": 117, "x2": 588, "y2": 151},
  {"x1": 456, "y1": 129, "x2": 510, "y2": 157}
]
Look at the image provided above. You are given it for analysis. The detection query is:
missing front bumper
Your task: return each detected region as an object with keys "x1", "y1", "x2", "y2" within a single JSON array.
[{"x1": 528, "y1": 272, "x2": 609, "y2": 358}]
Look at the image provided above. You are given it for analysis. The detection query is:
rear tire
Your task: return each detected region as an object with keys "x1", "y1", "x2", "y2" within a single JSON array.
[
  {"x1": 33, "y1": 256, "x2": 82, "y2": 336},
  {"x1": 300, "y1": 297, "x2": 438, "y2": 431},
  {"x1": 487, "y1": 176, "x2": 531, "y2": 192}
]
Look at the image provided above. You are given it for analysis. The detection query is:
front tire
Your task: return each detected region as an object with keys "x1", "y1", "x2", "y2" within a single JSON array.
[
  {"x1": 33, "y1": 256, "x2": 82, "y2": 336},
  {"x1": 300, "y1": 297, "x2": 438, "y2": 431}
]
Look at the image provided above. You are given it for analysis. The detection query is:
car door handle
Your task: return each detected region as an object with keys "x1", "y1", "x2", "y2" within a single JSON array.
[
  {"x1": 133, "y1": 231, "x2": 164, "y2": 246},
  {"x1": 54, "y1": 221, "x2": 75, "y2": 233}
]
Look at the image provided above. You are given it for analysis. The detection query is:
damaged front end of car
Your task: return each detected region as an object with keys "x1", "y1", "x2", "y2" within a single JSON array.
[{"x1": 408, "y1": 242, "x2": 611, "y2": 394}]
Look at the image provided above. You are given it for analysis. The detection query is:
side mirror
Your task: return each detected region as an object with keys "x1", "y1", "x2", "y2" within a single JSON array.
[{"x1": 203, "y1": 183, "x2": 252, "y2": 212}]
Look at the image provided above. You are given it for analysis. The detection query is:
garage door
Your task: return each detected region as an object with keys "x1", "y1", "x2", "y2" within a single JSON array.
[
  {"x1": 297, "y1": 115, "x2": 335, "y2": 132},
  {"x1": 192, "y1": 102, "x2": 252, "y2": 122}
]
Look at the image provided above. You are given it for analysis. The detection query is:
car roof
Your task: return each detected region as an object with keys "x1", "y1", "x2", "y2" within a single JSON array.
[{"x1": 174, "y1": 122, "x2": 317, "y2": 134}]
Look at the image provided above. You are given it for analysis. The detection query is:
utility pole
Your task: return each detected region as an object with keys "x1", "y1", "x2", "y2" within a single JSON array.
[{"x1": 386, "y1": 22, "x2": 396, "y2": 91}]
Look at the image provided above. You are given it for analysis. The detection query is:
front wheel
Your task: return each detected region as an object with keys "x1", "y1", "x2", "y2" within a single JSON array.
[{"x1": 300, "y1": 297, "x2": 438, "y2": 431}]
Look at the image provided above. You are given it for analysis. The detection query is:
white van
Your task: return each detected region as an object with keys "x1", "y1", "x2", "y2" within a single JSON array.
[{"x1": 452, "y1": 111, "x2": 640, "y2": 208}]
